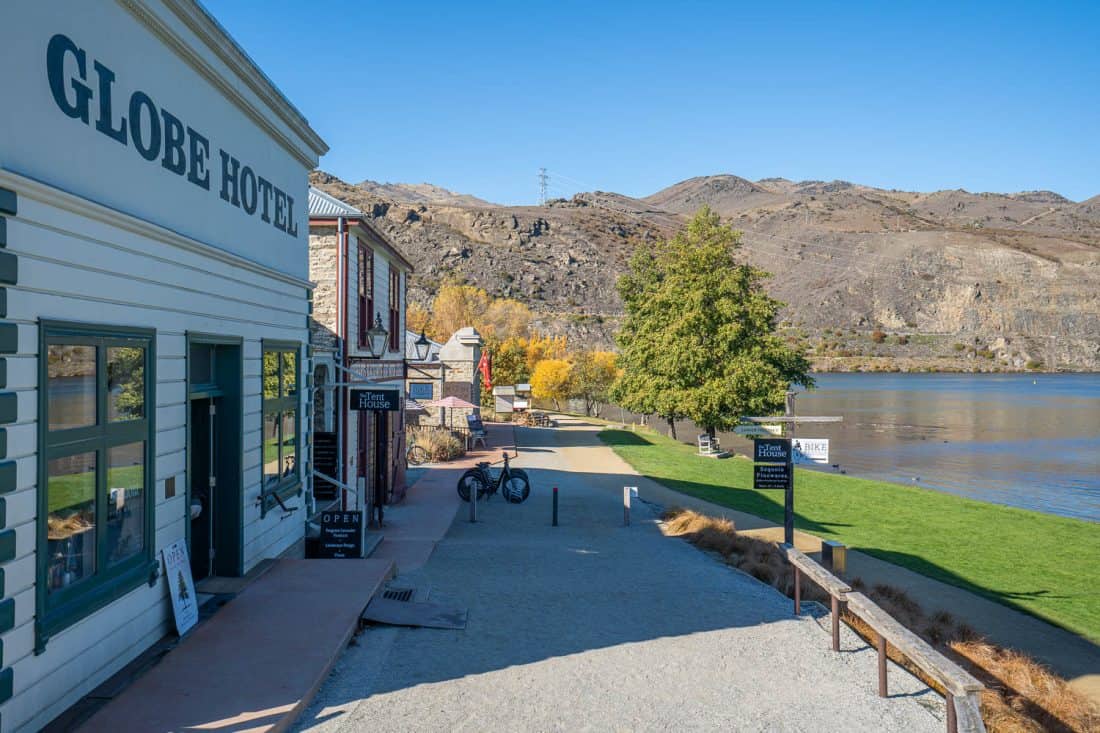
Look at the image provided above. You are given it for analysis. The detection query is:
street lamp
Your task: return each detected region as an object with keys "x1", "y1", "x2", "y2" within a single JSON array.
[
  {"x1": 365, "y1": 313, "x2": 389, "y2": 359},
  {"x1": 413, "y1": 331, "x2": 431, "y2": 361}
]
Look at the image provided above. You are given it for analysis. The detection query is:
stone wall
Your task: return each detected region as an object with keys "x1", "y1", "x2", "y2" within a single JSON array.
[{"x1": 309, "y1": 226, "x2": 339, "y2": 355}]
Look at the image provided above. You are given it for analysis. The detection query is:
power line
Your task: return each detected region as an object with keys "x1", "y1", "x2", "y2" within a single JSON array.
[{"x1": 538, "y1": 168, "x2": 549, "y2": 206}]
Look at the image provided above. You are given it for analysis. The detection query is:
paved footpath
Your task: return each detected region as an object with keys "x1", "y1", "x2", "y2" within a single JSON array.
[{"x1": 295, "y1": 418, "x2": 943, "y2": 732}]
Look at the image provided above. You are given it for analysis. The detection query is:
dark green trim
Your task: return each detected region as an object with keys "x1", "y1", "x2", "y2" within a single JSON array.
[
  {"x1": 0, "y1": 188, "x2": 14, "y2": 217},
  {"x1": 0, "y1": 217, "x2": 6, "y2": 247},
  {"x1": 0, "y1": 499, "x2": 6, "y2": 529},
  {"x1": 0, "y1": 252, "x2": 15, "y2": 285},
  {"x1": 0, "y1": 666, "x2": 10, "y2": 704},
  {"x1": 0, "y1": 324, "x2": 17, "y2": 354},
  {"x1": 36, "y1": 320, "x2": 157, "y2": 652},
  {"x1": 0, "y1": 429, "x2": 6, "y2": 459},
  {"x1": 0, "y1": 599, "x2": 11, "y2": 634},
  {"x1": 0, "y1": 394, "x2": 15, "y2": 424},
  {"x1": 0, "y1": 530, "x2": 13, "y2": 563},
  {"x1": 0, "y1": 462, "x2": 14, "y2": 495},
  {"x1": 186, "y1": 332, "x2": 245, "y2": 577},
  {"x1": 0, "y1": 568, "x2": 5, "y2": 598},
  {"x1": 0, "y1": 289, "x2": 7, "y2": 318},
  {"x1": 0, "y1": 359, "x2": 6, "y2": 389},
  {"x1": 260, "y1": 340, "x2": 302, "y2": 518}
]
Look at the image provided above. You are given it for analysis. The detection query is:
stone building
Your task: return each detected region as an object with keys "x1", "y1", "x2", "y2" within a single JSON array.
[
  {"x1": 308, "y1": 188, "x2": 413, "y2": 521},
  {"x1": 405, "y1": 327, "x2": 483, "y2": 429}
]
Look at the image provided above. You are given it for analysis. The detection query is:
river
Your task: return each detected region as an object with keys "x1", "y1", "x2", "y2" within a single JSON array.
[{"x1": 608, "y1": 373, "x2": 1100, "y2": 522}]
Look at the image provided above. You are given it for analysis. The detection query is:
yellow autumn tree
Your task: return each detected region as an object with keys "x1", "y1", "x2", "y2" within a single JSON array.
[
  {"x1": 406, "y1": 302, "x2": 432, "y2": 337},
  {"x1": 569, "y1": 350, "x2": 619, "y2": 416},
  {"x1": 428, "y1": 283, "x2": 491, "y2": 342},
  {"x1": 524, "y1": 334, "x2": 568, "y2": 373},
  {"x1": 481, "y1": 298, "x2": 532, "y2": 342},
  {"x1": 531, "y1": 358, "x2": 572, "y2": 411}
]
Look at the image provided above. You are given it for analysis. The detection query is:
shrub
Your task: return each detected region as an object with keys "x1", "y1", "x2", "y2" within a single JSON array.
[
  {"x1": 895, "y1": 335, "x2": 909, "y2": 346},
  {"x1": 871, "y1": 330, "x2": 886, "y2": 344},
  {"x1": 408, "y1": 428, "x2": 464, "y2": 462},
  {"x1": 1025, "y1": 359, "x2": 1043, "y2": 371},
  {"x1": 953, "y1": 343, "x2": 966, "y2": 352}
]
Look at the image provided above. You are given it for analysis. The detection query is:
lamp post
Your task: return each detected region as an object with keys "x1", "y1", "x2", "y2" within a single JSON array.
[
  {"x1": 365, "y1": 313, "x2": 388, "y2": 359},
  {"x1": 412, "y1": 330, "x2": 431, "y2": 362}
]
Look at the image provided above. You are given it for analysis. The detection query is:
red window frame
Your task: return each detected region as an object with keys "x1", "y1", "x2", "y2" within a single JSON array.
[
  {"x1": 388, "y1": 266, "x2": 400, "y2": 352},
  {"x1": 358, "y1": 245, "x2": 373, "y2": 348}
]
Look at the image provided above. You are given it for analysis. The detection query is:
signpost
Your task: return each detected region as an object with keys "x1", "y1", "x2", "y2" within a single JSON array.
[
  {"x1": 317, "y1": 510, "x2": 365, "y2": 558},
  {"x1": 350, "y1": 388, "x2": 400, "y2": 412},
  {"x1": 162, "y1": 540, "x2": 199, "y2": 636},
  {"x1": 744, "y1": 393, "x2": 842, "y2": 544}
]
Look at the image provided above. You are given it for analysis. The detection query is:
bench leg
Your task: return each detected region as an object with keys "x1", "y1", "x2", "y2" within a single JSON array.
[
  {"x1": 877, "y1": 633, "x2": 888, "y2": 697},
  {"x1": 946, "y1": 693, "x2": 957, "y2": 733},
  {"x1": 793, "y1": 567, "x2": 801, "y2": 616},
  {"x1": 831, "y1": 596, "x2": 841, "y2": 652}
]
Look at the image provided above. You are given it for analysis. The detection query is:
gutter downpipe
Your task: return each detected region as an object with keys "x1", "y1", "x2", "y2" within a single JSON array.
[{"x1": 337, "y1": 216, "x2": 348, "y2": 508}]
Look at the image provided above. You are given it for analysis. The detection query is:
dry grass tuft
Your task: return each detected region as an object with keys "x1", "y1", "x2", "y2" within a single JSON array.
[{"x1": 660, "y1": 508, "x2": 1100, "y2": 733}]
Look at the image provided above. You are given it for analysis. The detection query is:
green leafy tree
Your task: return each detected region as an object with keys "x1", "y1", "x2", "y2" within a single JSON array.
[
  {"x1": 569, "y1": 350, "x2": 618, "y2": 417},
  {"x1": 612, "y1": 207, "x2": 812, "y2": 441}
]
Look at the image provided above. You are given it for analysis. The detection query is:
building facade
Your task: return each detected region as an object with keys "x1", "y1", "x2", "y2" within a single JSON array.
[
  {"x1": 0, "y1": 3, "x2": 326, "y2": 730},
  {"x1": 405, "y1": 328, "x2": 484, "y2": 430},
  {"x1": 308, "y1": 189, "x2": 413, "y2": 520}
]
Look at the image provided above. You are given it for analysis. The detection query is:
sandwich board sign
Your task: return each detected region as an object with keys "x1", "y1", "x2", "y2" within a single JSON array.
[
  {"x1": 318, "y1": 510, "x2": 365, "y2": 558},
  {"x1": 792, "y1": 438, "x2": 829, "y2": 465},
  {"x1": 162, "y1": 540, "x2": 199, "y2": 636}
]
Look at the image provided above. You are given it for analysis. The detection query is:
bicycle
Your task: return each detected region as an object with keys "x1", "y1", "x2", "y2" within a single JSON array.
[
  {"x1": 407, "y1": 443, "x2": 430, "y2": 466},
  {"x1": 457, "y1": 452, "x2": 531, "y2": 503}
]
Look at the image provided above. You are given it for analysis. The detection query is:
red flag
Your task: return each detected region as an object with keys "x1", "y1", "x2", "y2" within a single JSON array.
[{"x1": 478, "y1": 350, "x2": 492, "y2": 390}]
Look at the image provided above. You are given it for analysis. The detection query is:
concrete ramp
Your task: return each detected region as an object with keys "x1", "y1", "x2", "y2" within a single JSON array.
[{"x1": 79, "y1": 558, "x2": 395, "y2": 733}]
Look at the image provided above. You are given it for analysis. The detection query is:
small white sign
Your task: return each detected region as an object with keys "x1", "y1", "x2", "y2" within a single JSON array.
[
  {"x1": 163, "y1": 540, "x2": 199, "y2": 636},
  {"x1": 734, "y1": 424, "x2": 784, "y2": 437},
  {"x1": 792, "y1": 438, "x2": 829, "y2": 465}
]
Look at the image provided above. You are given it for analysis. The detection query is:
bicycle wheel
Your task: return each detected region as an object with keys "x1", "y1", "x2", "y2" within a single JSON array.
[
  {"x1": 457, "y1": 470, "x2": 488, "y2": 502},
  {"x1": 502, "y1": 473, "x2": 530, "y2": 504},
  {"x1": 407, "y1": 445, "x2": 429, "y2": 466}
]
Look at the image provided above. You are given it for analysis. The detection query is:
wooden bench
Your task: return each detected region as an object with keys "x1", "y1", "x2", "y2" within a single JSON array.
[
  {"x1": 782, "y1": 544, "x2": 851, "y2": 651},
  {"x1": 846, "y1": 592, "x2": 986, "y2": 733}
]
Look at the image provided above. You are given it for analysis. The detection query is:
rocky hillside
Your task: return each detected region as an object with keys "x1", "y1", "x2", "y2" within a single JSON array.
[{"x1": 310, "y1": 171, "x2": 1100, "y2": 371}]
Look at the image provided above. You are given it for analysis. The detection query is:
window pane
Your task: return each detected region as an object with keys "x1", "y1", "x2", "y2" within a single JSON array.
[
  {"x1": 47, "y1": 452, "x2": 97, "y2": 592},
  {"x1": 107, "y1": 442, "x2": 145, "y2": 565},
  {"x1": 263, "y1": 412, "x2": 280, "y2": 488},
  {"x1": 48, "y1": 345, "x2": 97, "y2": 430},
  {"x1": 108, "y1": 346, "x2": 145, "y2": 422},
  {"x1": 282, "y1": 351, "x2": 297, "y2": 397},
  {"x1": 281, "y1": 411, "x2": 297, "y2": 481},
  {"x1": 263, "y1": 351, "x2": 280, "y2": 400}
]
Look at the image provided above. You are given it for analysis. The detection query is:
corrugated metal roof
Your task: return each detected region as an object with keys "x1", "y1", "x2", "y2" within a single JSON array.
[
  {"x1": 308, "y1": 187, "x2": 362, "y2": 217},
  {"x1": 405, "y1": 330, "x2": 443, "y2": 362}
]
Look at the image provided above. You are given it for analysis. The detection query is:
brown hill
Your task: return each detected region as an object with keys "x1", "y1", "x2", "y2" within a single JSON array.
[{"x1": 310, "y1": 171, "x2": 1100, "y2": 371}]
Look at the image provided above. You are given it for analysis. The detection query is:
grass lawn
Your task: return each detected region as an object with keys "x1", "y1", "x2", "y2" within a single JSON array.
[{"x1": 600, "y1": 427, "x2": 1100, "y2": 643}]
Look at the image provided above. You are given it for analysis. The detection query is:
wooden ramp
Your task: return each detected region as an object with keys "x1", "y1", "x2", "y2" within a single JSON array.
[{"x1": 79, "y1": 558, "x2": 395, "y2": 733}]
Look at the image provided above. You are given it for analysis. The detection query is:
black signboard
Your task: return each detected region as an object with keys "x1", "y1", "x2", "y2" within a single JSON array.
[
  {"x1": 318, "y1": 510, "x2": 364, "y2": 558},
  {"x1": 350, "y1": 388, "x2": 400, "y2": 411},
  {"x1": 754, "y1": 463, "x2": 791, "y2": 490},
  {"x1": 753, "y1": 437, "x2": 791, "y2": 464}
]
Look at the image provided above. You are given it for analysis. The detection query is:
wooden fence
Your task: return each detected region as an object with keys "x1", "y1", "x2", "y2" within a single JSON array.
[{"x1": 783, "y1": 544, "x2": 986, "y2": 733}]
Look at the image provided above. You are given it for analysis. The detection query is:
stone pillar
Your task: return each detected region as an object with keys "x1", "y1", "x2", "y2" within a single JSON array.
[{"x1": 439, "y1": 327, "x2": 483, "y2": 430}]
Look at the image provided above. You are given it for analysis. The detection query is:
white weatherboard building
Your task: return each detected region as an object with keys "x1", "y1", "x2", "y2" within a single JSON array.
[{"x1": 0, "y1": 3, "x2": 326, "y2": 730}]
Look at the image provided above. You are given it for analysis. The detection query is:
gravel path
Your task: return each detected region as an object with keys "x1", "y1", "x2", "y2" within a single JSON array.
[{"x1": 296, "y1": 419, "x2": 943, "y2": 732}]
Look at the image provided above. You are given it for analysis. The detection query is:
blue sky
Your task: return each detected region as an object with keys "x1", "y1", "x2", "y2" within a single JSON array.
[{"x1": 204, "y1": 0, "x2": 1099, "y2": 205}]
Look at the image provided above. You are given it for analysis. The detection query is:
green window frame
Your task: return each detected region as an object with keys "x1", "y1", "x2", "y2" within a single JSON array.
[
  {"x1": 261, "y1": 341, "x2": 301, "y2": 512},
  {"x1": 36, "y1": 321, "x2": 157, "y2": 652}
]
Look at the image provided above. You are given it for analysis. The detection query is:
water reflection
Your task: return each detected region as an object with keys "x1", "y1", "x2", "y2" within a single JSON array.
[{"x1": 615, "y1": 374, "x2": 1100, "y2": 522}]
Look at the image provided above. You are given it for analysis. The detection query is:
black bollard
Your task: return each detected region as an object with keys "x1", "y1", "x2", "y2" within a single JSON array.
[{"x1": 552, "y1": 486, "x2": 558, "y2": 526}]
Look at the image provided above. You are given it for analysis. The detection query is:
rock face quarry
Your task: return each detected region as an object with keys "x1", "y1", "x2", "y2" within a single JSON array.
[{"x1": 311, "y1": 171, "x2": 1100, "y2": 371}]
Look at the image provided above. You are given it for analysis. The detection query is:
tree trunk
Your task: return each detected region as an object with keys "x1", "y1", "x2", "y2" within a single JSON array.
[
  {"x1": 553, "y1": 398, "x2": 560, "y2": 411},
  {"x1": 666, "y1": 416, "x2": 677, "y2": 440},
  {"x1": 707, "y1": 426, "x2": 716, "y2": 441}
]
